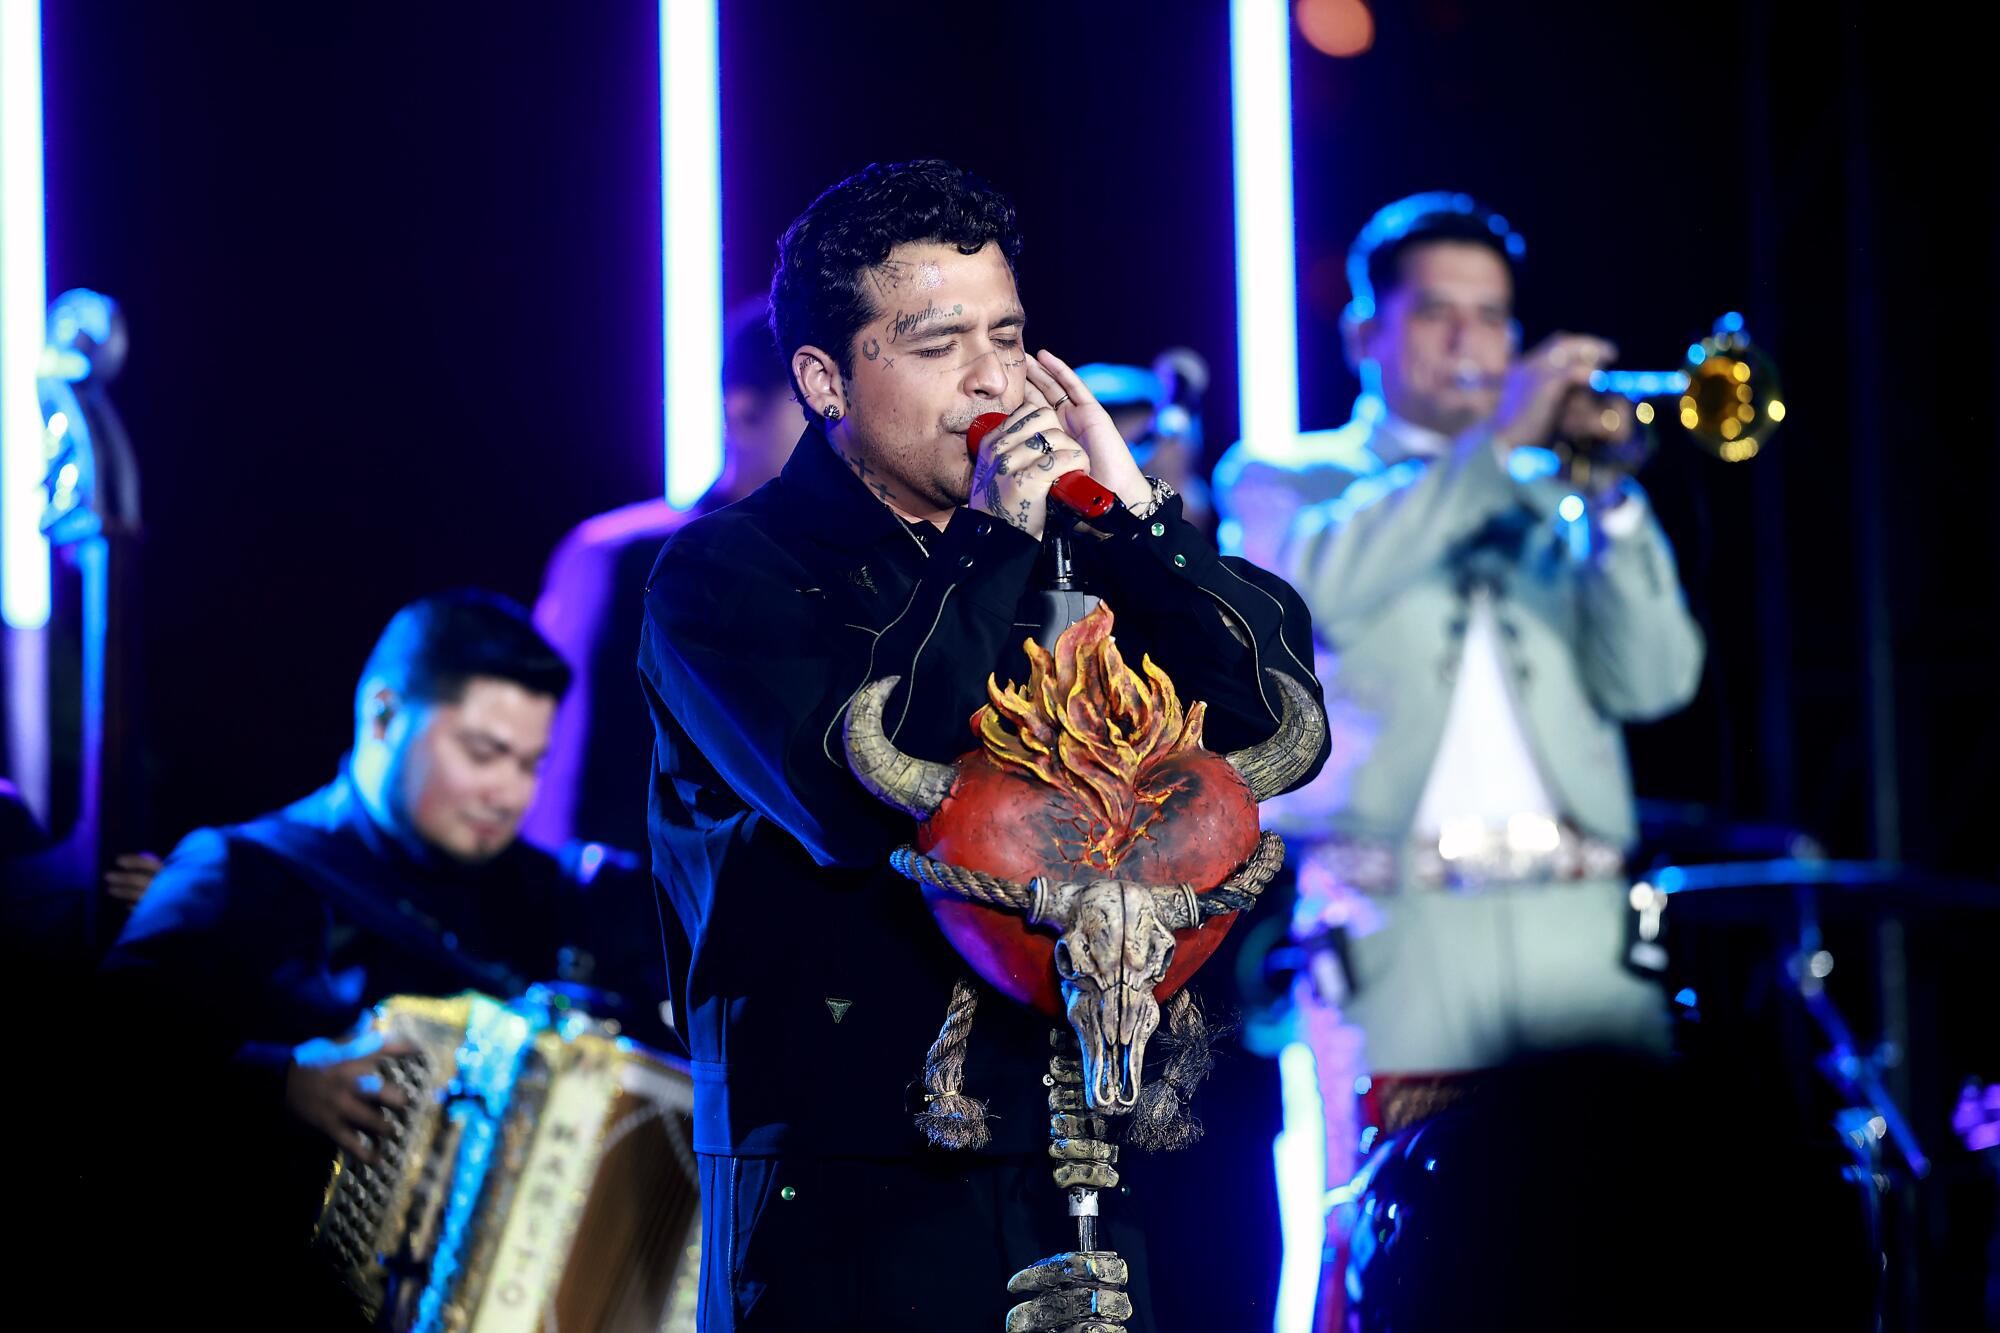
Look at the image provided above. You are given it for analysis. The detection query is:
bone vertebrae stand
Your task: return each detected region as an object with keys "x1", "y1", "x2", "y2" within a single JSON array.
[{"x1": 1046, "y1": 1032, "x2": 1117, "y2": 1250}]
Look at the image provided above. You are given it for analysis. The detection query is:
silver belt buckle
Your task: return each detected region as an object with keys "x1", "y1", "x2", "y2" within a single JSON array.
[{"x1": 1433, "y1": 814, "x2": 1567, "y2": 892}]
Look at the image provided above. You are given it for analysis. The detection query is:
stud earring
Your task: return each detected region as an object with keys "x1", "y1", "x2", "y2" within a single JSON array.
[{"x1": 823, "y1": 403, "x2": 843, "y2": 422}]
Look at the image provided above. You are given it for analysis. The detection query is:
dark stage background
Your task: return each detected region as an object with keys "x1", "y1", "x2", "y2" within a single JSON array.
[{"x1": 22, "y1": 1, "x2": 1999, "y2": 1328}]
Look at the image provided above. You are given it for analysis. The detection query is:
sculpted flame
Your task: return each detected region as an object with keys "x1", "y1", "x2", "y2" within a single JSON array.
[{"x1": 976, "y1": 609, "x2": 1207, "y2": 872}]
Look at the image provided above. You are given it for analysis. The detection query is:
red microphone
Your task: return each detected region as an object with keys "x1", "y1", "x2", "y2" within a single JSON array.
[{"x1": 966, "y1": 412, "x2": 1118, "y2": 520}]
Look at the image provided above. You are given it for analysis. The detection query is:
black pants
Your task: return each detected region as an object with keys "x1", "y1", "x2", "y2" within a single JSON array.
[{"x1": 697, "y1": 1152, "x2": 1157, "y2": 1332}]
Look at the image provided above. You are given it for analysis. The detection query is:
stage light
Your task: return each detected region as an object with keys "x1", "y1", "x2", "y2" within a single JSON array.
[
  {"x1": 1, "y1": 0, "x2": 49, "y2": 628},
  {"x1": 661, "y1": 0, "x2": 723, "y2": 509},
  {"x1": 1295, "y1": 0, "x2": 1375, "y2": 58},
  {"x1": 1232, "y1": 0, "x2": 1302, "y2": 451},
  {"x1": 1273, "y1": 1040, "x2": 1328, "y2": 1333},
  {"x1": 1558, "y1": 494, "x2": 1586, "y2": 523}
]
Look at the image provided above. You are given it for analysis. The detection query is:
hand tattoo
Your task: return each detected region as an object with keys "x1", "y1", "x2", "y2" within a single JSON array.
[
  {"x1": 986, "y1": 472, "x2": 1027, "y2": 530},
  {"x1": 996, "y1": 412, "x2": 1042, "y2": 442}
]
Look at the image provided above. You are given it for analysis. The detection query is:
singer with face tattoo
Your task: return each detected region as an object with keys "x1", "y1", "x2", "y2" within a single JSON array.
[{"x1": 638, "y1": 160, "x2": 1325, "y2": 1331}]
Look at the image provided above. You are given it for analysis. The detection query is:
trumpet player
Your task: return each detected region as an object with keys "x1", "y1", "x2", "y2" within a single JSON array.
[{"x1": 1212, "y1": 192, "x2": 1704, "y2": 1296}]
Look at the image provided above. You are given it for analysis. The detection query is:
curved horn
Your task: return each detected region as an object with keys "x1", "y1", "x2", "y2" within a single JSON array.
[
  {"x1": 1224, "y1": 669, "x2": 1326, "y2": 803},
  {"x1": 842, "y1": 676, "x2": 957, "y2": 818}
]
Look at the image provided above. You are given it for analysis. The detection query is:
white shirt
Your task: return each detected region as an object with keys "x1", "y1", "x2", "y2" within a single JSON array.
[
  {"x1": 1411, "y1": 588, "x2": 1561, "y2": 837},
  {"x1": 1369, "y1": 410, "x2": 1564, "y2": 838}
]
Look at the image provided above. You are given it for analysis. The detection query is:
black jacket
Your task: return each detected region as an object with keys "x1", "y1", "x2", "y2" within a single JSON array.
[{"x1": 640, "y1": 424, "x2": 1326, "y2": 1156}]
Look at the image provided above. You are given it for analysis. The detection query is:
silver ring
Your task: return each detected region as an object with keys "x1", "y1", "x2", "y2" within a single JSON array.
[
  {"x1": 1028, "y1": 431, "x2": 1052, "y2": 453},
  {"x1": 1051, "y1": 395, "x2": 1071, "y2": 409}
]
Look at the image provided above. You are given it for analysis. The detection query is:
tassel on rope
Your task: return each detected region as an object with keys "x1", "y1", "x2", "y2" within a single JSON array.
[
  {"x1": 1125, "y1": 989, "x2": 1225, "y2": 1152},
  {"x1": 915, "y1": 976, "x2": 991, "y2": 1150}
]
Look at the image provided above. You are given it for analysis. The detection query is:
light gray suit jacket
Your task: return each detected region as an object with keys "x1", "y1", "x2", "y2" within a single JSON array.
[{"x1": 1214, "y1": 407, "x2": 1704, "y2": 849}]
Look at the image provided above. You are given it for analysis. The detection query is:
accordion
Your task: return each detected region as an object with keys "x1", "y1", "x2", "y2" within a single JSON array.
[{"x1": 312, "y1": 990, "x2": 700, "y2": 1333}]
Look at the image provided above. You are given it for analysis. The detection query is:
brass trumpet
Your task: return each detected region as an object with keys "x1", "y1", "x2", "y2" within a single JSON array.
[{"x1": 1588, "y1": 312, "x2": 1787, "y2": 463}]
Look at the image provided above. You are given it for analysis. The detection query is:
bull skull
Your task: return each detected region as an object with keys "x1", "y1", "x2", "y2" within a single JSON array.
[{"x1": 1030, "y1": 878, "x2": 1203, "y2": 1113}]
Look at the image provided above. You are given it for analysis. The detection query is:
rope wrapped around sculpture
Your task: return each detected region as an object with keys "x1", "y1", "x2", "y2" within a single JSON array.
[
  {"x1": 889, "y1": 830, "x2": 1286, "y2": 923},
  {"x1": 1126, "y1": 989, "x2": 1228, "y2": 1152},
  {"x1": 915, "y1": 977, "x2": 990, "y2": 1150},
  {"x1": 896, "y1": 832, "x2": 1285, "y2": 1151}
]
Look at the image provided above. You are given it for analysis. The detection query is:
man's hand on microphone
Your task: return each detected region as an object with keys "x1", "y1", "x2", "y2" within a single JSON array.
[
  {"x1": 1027, "y1": 351, "x2": 1152, "y2": 512},
  {"x1": 1488, "y1": 332, "x2": 1618, "y2": 454},
  {"x1": 969, "y1": 399, "x2": 1092, "y2": 541}
]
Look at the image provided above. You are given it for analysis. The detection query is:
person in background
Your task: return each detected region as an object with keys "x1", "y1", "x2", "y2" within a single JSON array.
[
  {"x1": 525, "y1": 302, "x2": 797, "y2": 1052},
  {"x1": 1212, "y1": 192, "x2": 1704, "y2": 1328},
  {"x1": 526, "y1": 299, "x2": 797, "y2": 859},
  {"x1": 1077, "y1": 348, "x2": 1214, "y2": 533}
]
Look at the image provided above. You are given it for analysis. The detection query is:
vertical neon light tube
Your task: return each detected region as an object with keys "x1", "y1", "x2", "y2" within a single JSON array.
[
  {"x1": 661, "y1": 0, "x2": 723, "y2": 509},
  {"x1": 1235, "y1": 5, "x2": 1314, "y2": 1326},
  {"x1": 1230, "y1": 0, "x2": 1301, "y2": 448},
  {"x1": 1, "y1": 0, "x2": 50, "y2": 628},
  {"x1": 1274, "y1": 1040, "x2": 1330, "y2": 1333}
]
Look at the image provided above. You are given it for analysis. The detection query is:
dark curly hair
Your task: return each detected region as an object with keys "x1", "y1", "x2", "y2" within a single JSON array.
[{"x1": 769, "y1": 159, "x2": 1023, "y2": 420}]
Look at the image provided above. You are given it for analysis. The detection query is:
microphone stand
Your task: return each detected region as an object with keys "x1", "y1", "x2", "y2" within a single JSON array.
[{"x1": 1034, "y1": 512, "x2": 1100, "y2": 653}]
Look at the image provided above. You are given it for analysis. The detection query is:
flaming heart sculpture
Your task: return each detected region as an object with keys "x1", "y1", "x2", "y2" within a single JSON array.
[{"x1": 844, "y1": 603, "x2": 1319, "y2": 1114}]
